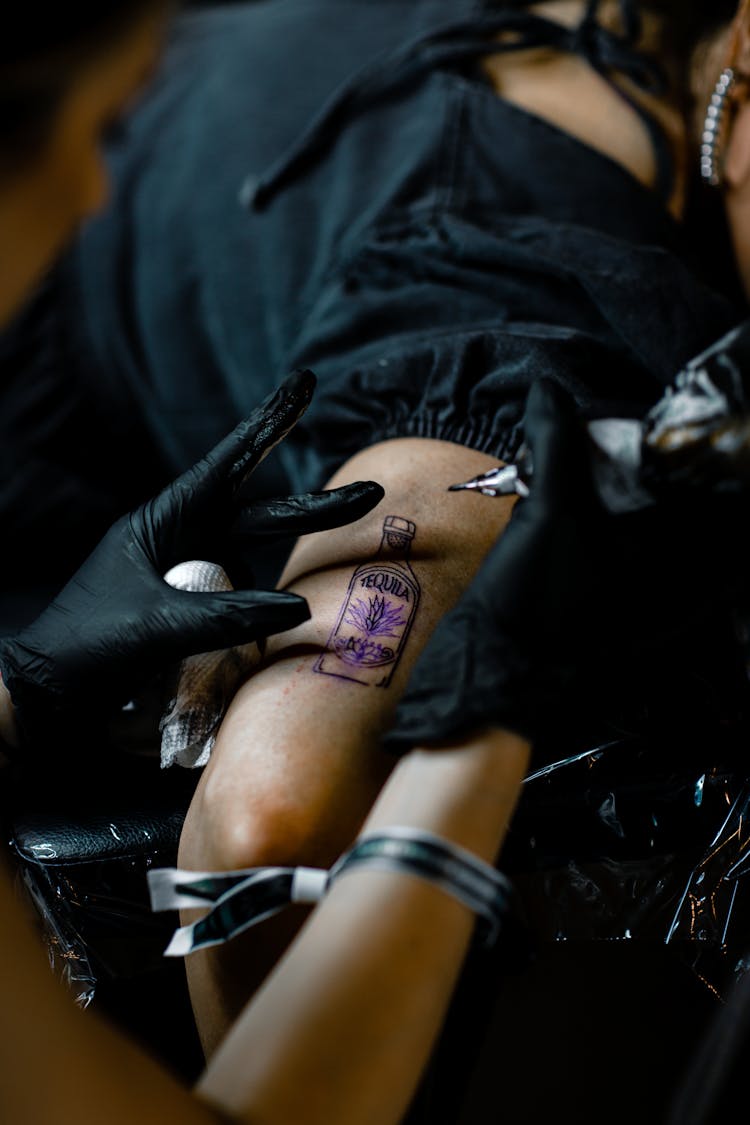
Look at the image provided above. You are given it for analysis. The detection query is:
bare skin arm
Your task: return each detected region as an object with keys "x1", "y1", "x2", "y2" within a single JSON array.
[
  {"x1": 198, "y1": 730, "x2": 529, "y2": 1125},
  {"x1": 177, "y1": 438, "x2": 517, "y2": 1057},
  {"x1": 0, "y1": 726, "x2": 528, "y2": 1125},
  {"x1": 0, "y1": 860, "x2": 220, "y2": 1125}
]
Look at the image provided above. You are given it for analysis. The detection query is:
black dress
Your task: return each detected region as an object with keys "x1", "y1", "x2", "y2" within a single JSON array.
[{"x1": 0, "y1": 0, "x2": 742, "y2": 606}]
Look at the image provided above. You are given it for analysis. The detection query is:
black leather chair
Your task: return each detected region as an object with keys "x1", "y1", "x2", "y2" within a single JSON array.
[{"x1": 1, "y1": 731, "x2": 205, "y2": 1080}]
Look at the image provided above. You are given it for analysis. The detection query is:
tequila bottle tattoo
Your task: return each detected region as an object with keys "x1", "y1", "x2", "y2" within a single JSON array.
[{"x1": 314, "y1": 516, "x2": 420, "y2": 687}]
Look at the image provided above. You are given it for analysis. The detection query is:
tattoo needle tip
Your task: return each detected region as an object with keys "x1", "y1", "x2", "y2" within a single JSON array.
[{"x1": 448, "y1": 465, "x2": 525, "y2": 498}]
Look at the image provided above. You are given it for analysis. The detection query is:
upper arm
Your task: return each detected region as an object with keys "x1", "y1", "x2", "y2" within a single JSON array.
[
  {"x1": 262, "y1": 436, "x2": 516, "y2": 734},
  {"x1": 181, "y1": 436, "x2": 516, "y2": 872}
]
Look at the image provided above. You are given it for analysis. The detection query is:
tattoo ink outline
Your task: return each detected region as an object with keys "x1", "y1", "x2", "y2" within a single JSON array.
[{"x1": 314, "y1": 516, "x2": 420, "y2": 687}]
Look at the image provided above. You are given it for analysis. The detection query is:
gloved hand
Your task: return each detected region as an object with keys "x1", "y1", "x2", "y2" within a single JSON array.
[
  {"x1": 383, "y1": 379, "x2": 745, "y2": 758},
  {"x1": 383, "y1": 378, "x2": 597, "y2": 754},
  {"x1": 0, "y1": 369, "x2": 384, "y2": 751}
]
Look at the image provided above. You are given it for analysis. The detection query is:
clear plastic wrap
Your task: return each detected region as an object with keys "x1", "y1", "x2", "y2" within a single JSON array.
[
  {"x1": 17, "y1": 862, "x2": 97, "y2": 1009},
  {"x1": 509, "y1": 731, "x2": 750, "y2": 1000}
]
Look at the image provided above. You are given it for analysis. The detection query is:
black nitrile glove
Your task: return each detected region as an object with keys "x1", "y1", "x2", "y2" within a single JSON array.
[
  {"x1": 384, "y1": 378, "x2": 597, "y2": 753},
  {"x1": 383, "y1": 379, "x2": 747, "y2": 758},
  {"x1": 0, "y1": 369, "x2": 384, "y2": 751}
]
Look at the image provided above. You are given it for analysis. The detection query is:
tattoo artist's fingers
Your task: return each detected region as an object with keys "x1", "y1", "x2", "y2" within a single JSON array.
[
  {"x1": 162, "y1": 370, "x2": 316, "y2": 500},
  {"x1": 190, "y1": 368, "x2": 316, "y2": 486},
  {"x1": 231, "y1": 481, "x2": 385, "y2": 540},
  {"x1": 522, "y1": 379, "x2": 592, "y2": 510},
  {"x1": 168, "y1": 588, "x2": 311, "y2": 653},
  {"x1": 138, "y1": 370, "x2": 317, "y2": 563},
  {"x1": 221, "y1": 368, "x2": 317, "y2": 486}
]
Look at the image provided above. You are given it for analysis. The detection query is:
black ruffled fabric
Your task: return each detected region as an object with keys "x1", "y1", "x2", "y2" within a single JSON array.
[{"x1": 0, "y1": 0, "x2": 743, "y2": 598}]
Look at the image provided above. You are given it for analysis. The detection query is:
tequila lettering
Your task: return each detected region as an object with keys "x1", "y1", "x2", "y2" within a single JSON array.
[
  {"x1": 361, "y1": 572, "x2": 411, "y2": 600},
  {"x1": 314, "y1": 516, "x2": 420, "y2": 687}
]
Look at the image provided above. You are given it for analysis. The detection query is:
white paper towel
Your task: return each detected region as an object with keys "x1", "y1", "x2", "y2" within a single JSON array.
[{"x1": 159, "y1": 561, "x2": 261, "y2": 769}]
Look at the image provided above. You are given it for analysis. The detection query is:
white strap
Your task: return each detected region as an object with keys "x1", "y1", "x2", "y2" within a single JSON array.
[
  {"x1": 147, "y1": 866, "x2": 262, "y2": 911},
  {"x1": 291, "y1": 866, "x2": 329, "y2": 904}
]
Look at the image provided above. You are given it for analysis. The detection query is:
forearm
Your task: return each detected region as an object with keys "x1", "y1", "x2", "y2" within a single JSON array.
[
  {"x1": 199, "y1": 728, "x2": 530, "y2": 1125},
  {"x1": 0, "y1": 860, "x2": 220, "y2": 1125},
  {"x1": 0, "y1": 724, "x2": 526, "y2": 1125}
]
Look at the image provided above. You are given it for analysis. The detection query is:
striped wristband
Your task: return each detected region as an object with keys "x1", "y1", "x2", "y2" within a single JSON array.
[{"x1": 329, "y1": 828, "x2": 513, "y2": 948}]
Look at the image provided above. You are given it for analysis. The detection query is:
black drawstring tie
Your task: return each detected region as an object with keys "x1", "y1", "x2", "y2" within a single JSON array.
[{"x1": 240, "y1": 1, "x2": 670, "y2": 213}]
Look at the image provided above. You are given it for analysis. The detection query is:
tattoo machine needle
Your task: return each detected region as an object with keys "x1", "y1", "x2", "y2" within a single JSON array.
[
  {"x1": 449, "y1": 448, "x2": 533, "y2": 499},
  {"x1": 450, "y1": 319, "x2": 750, "y2": 511}
]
